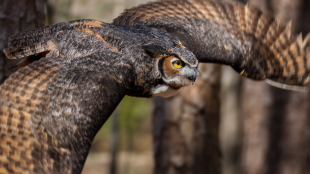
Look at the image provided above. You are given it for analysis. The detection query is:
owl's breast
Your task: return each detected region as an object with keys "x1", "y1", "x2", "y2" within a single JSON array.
[{"x1": 151, "y1": 84, "x2": 178, "y2": 98}]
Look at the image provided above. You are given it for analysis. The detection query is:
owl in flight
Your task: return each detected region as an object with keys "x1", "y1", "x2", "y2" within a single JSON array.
[{"x1": 1, "y1": 0, "x2": 310, "y2": 173}]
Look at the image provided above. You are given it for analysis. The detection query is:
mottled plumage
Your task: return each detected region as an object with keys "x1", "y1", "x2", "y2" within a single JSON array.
[
  {"x1": 1, "y1": 0, "x2": 310, "y2": 173},
  {"x1": 0, "y1": 19, "x2": 198, "y2": 173}
]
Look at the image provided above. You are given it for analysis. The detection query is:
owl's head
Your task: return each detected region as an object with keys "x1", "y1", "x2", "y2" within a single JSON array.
[
  {"x1": 115, "y1": 25, "x2": 199, "y2": 98},
  {"x1": 141, "y1": 42, "x2": 199, "y2": 98}
]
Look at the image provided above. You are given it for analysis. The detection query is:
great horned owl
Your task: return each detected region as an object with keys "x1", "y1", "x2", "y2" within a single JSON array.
[
  {"x1": 0, "y1": 20, "x2": 198, "y2": 173},
  {"x1": 1, "y1": 0, "x2": 310, "y2": 173}
]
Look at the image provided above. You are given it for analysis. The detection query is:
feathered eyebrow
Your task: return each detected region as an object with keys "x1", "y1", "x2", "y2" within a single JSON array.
[
  {"x1": 174, "y1": 43, "x2": 186, "y2": 49},
  {"x1": 142, "y1": 45, "x2": 171, "y2": 58}
]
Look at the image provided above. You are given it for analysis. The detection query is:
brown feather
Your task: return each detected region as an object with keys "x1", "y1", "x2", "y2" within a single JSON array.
[{"x1": 0, "y1": 57, "x2": 62, "y2": 173}]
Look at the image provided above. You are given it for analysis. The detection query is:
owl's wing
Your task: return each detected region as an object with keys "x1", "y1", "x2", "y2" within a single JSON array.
[
  {"x1": 113, "y1": 0, "x2": 310, "y2": 90},
  {"x1": 0, "y1": 20, "x2": 126, "y2": 173},
  {"x1": 3, "y1": 19, "x2": 114, "y2": 60}
]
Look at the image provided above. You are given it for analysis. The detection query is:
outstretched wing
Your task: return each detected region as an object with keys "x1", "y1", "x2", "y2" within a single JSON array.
[
  {"x1": 0, "y1": 20, "x2": 126, "y2": 173},
  {"x1": 113, "y1": 0, "x2": 310, "y2": 90},
  {"x1": 3, "y1": 19, "x2": 119, "y2": 60}
]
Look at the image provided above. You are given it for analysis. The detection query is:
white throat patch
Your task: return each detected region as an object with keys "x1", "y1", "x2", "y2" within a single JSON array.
[{"x1": 151, "y1": 84, "x2": 178, "y2": 98}]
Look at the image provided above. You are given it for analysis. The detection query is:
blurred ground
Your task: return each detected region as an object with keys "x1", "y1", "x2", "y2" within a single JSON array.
[
  {"x1": 82, "y1": 152, "x2": 153, "y2": 174},
  {"x1": 82, "y1": 96, "x2": 154, "y2": 174}
]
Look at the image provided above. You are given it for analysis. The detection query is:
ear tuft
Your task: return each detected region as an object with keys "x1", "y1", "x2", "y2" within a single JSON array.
[{"x1": 142, "y1": 45, "x2": 169, "y2": 57}]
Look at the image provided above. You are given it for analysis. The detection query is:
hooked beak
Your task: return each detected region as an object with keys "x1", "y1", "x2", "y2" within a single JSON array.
[{"x1": 187, "y1": 71, "x2": 197, "y2": 83}]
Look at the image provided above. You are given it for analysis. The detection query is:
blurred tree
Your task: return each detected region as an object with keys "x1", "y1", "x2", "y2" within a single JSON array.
[
  {"x1": 153, "y1": 64, "x2": 222, "y2": 174},
  {"x1": 0, "y1": 0, "x2": 45, "y2": 84},
  {"x1": 220, "y1": 65, "x2": 242, "y2": 174},
  {"x1": 110, "y1": 106, "x2": 120, "y2": 174},
  {"x1": 241, "y1": 0, "x2": 310, "y2": 174}
]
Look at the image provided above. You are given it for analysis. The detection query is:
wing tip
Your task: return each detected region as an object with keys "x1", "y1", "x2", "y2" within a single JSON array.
[
  {"x1": 302, "y1": 33, "x2": 310, "y2": 50},
  {"x1": 266, "y1": 79, "x2": 310, "y2": 92},
  {"x1": 3, "y1": 48, "x2": 13, "y2": 59}
]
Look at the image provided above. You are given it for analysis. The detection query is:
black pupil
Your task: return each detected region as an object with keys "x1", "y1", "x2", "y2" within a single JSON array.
[{"x1": 177, "y1": 62, "x2": 180, "y2": 65}]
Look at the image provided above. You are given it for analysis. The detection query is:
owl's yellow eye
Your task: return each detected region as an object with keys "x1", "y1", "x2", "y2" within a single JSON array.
[{"x1": 172, "y1": 60, "x2": 184, "y2": 69}]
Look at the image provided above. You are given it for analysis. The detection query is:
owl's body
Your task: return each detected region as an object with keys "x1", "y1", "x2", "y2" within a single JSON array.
[
  {"x1": 0, "y1": 20, "x2": 198, "y2": 173},
  {"x1": 2, "y1": 0, "x2": 310, "y2": 173}
]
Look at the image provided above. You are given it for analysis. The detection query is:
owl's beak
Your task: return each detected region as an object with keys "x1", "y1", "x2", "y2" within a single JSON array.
[{"x1": 187, "y1": 72, "x2": 196, "y2": 83}]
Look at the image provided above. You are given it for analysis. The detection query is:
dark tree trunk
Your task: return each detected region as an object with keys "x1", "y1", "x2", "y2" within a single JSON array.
[
  {"x1": 0, "y1": 0, "x2": 45, "y2": 84},
  {"x1": 110, "y1": 106, "x2": 120, "y2": 174},
  {"x1": 241, "y1": 1, "x2": 310, "y2": 174},
  {"x1": 152, "y1": 64, "x2": 222, "y2": 174}
]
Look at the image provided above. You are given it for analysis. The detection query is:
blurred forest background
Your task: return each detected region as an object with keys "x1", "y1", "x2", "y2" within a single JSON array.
[{"x1": 0, "y1": 0, "x2": 309, "y2": 174}]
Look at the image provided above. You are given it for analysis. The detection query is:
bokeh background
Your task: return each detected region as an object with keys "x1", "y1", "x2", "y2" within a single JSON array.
[{"x1": 0, "y1": 0, "x2": 309, "y2": 174}]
